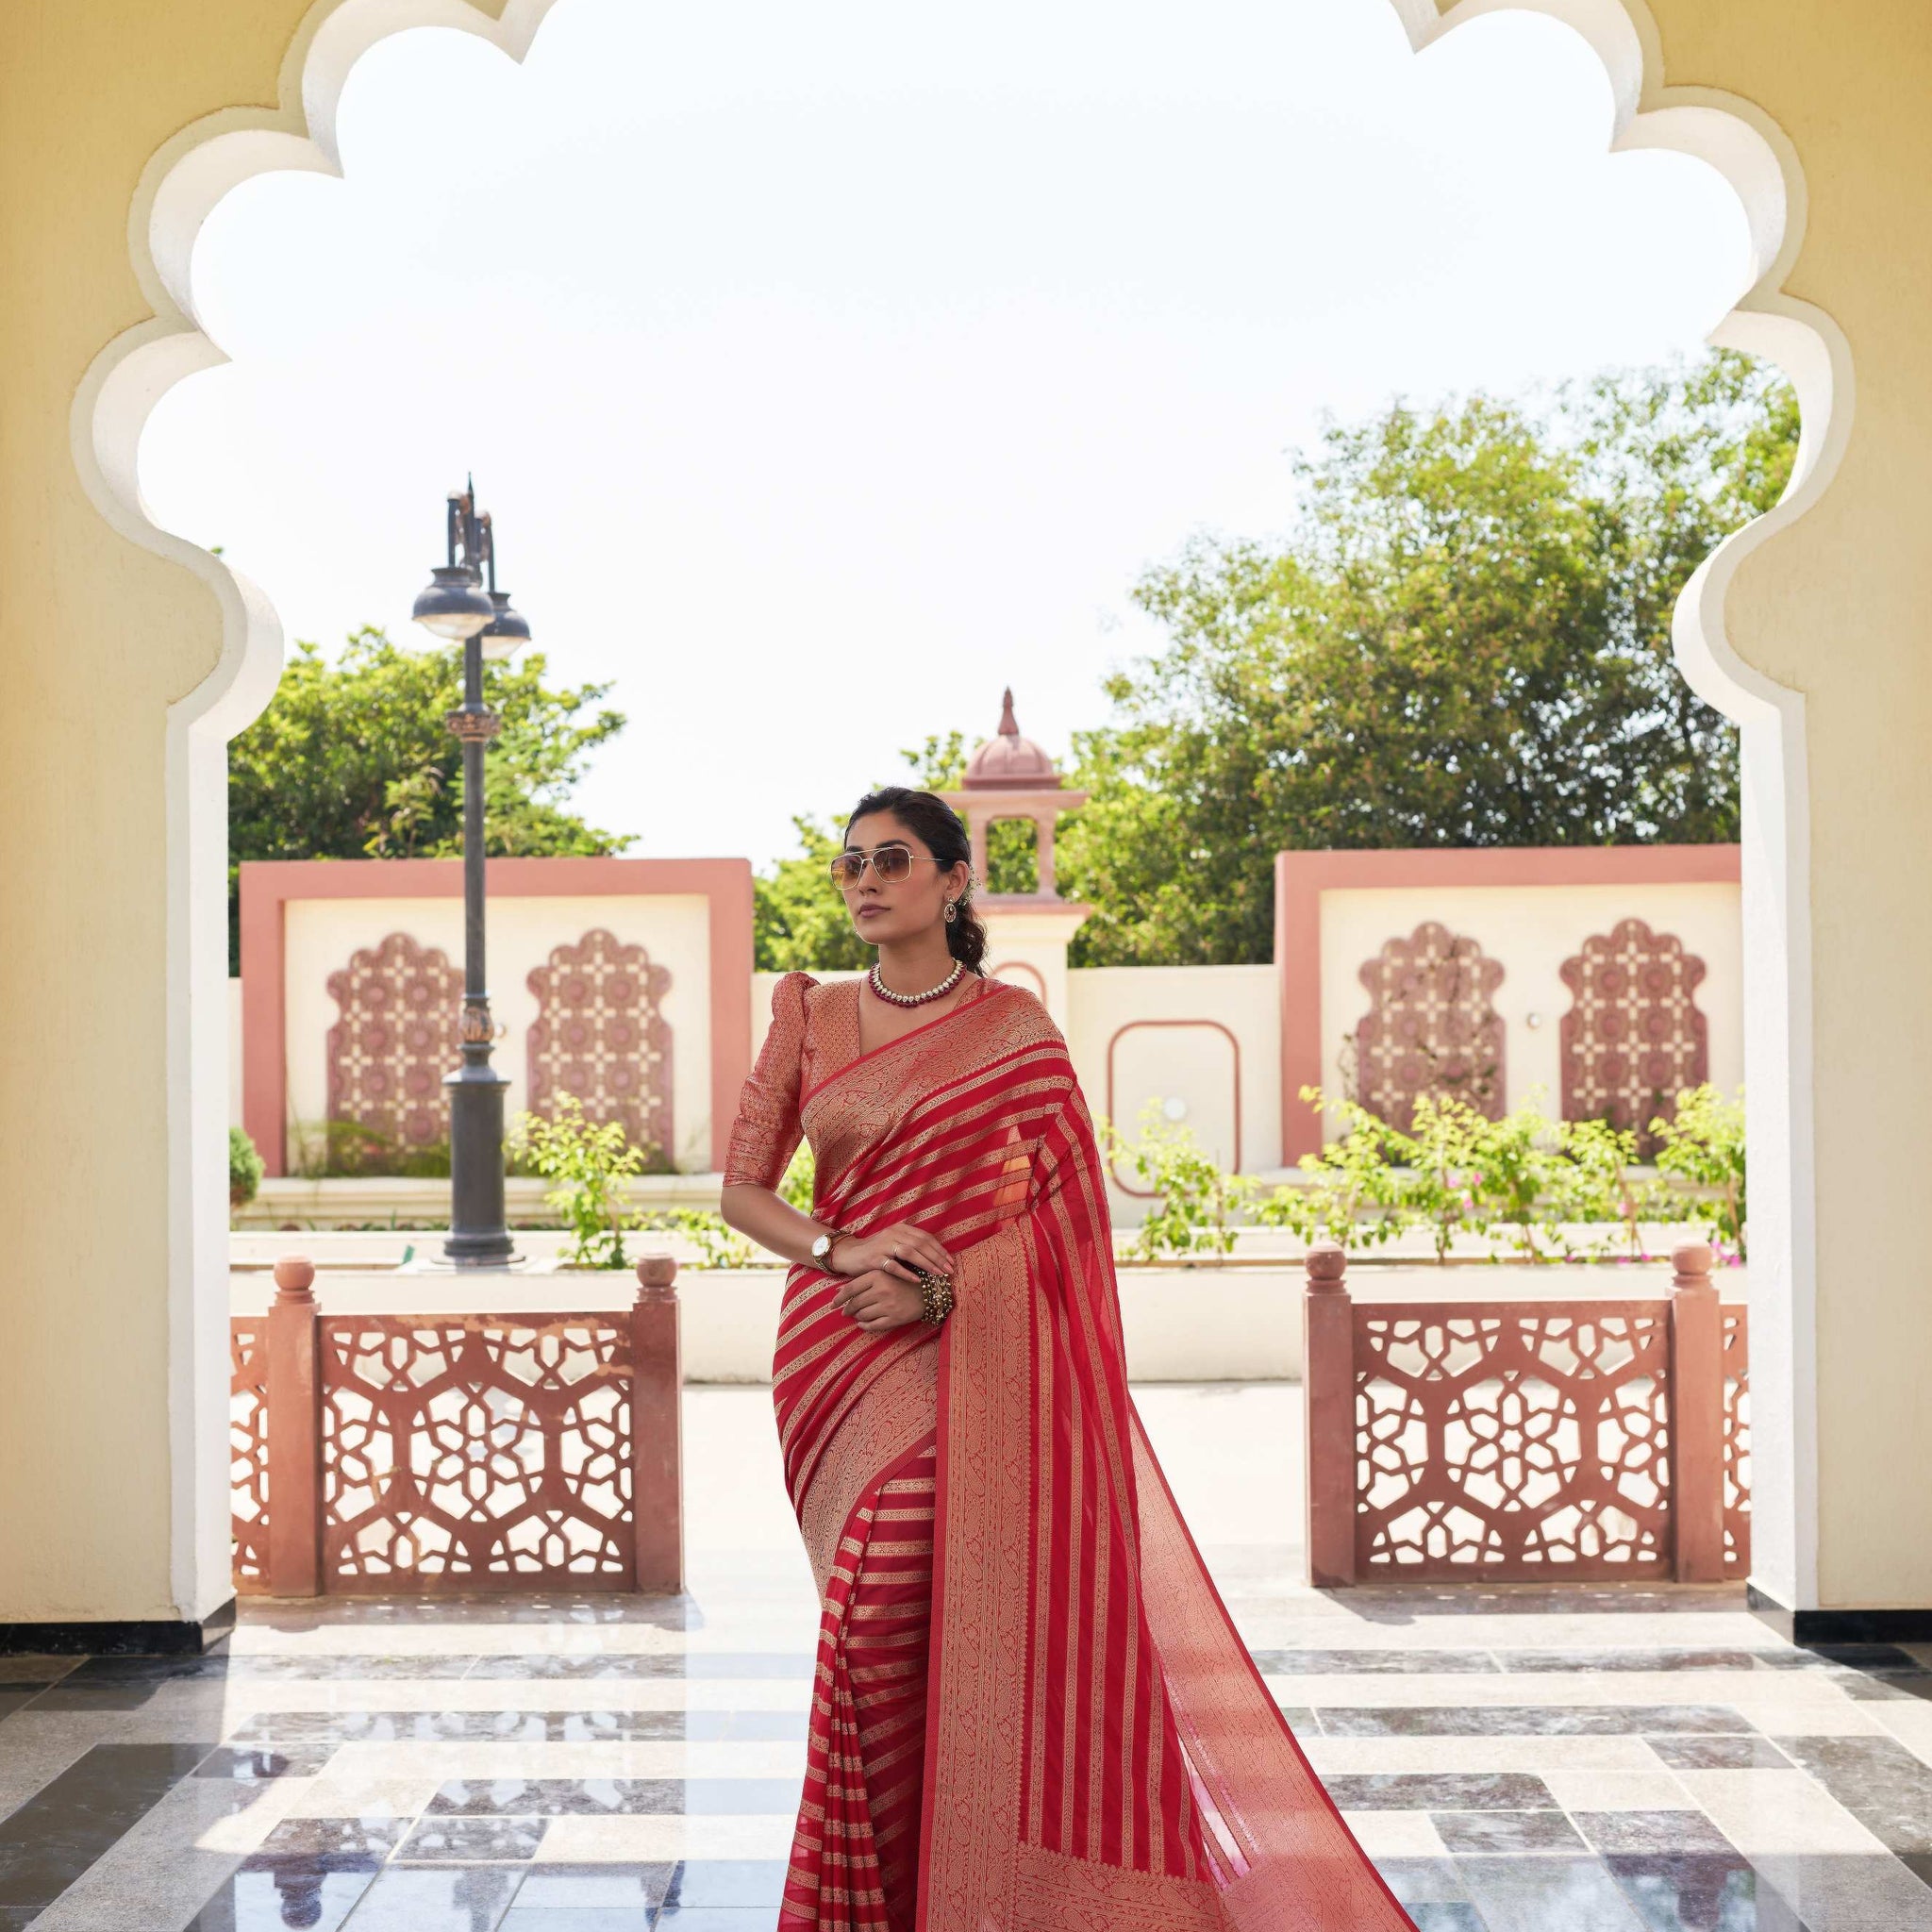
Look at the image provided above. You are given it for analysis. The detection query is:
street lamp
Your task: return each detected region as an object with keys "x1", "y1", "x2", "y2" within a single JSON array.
[{"x1": 410, "y1": 480, "x2": 532, "y2": 1268}]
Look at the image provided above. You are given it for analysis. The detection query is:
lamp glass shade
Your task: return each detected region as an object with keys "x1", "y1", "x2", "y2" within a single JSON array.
[
  {"x1": 479, "y1": 591, "x2": 532, "y2": 661},
  {"x1": 412, "y1": 565, "x2": 493, "y2": 641}
]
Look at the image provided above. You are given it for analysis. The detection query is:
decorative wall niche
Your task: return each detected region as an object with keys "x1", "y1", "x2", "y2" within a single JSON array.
[
  {"x1": 324, "y1": 931, "x2": 460, "y2": 1152},
  {"x1": 1559, "y1": 917, "x2": 1709, "y2": 1153},
  {"x1": 1354, "y1": 922, "x2": 1506, "y2": 1129},
  {"x1": 526, "y1": 928, "x2": 674, "y2": 1164}
]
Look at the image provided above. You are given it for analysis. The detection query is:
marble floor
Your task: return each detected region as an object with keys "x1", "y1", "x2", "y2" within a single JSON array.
[{"x1": 5, "y1": 1384, "x2": 1932, "y2": 1930}]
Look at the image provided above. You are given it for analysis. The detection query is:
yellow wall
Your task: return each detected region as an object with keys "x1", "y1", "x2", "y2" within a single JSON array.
[
  {"x1": 1638, "y1": 0, "x2": 1932, "y2": 1608},
  {"x1": 0, "y1": 3, "x2": 297, "y2": 1623},
  {"x1": 1, "y1": 0, "x2": 1927, "y2": 1623}
]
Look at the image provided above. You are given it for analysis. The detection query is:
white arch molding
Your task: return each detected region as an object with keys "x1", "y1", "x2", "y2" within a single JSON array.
[{"x1": 77, "y1": 0, "x2": 1843, "y2": 1622}]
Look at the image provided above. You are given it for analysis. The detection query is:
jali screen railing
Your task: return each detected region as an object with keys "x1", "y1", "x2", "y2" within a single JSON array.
[
  {"x1": 1303, "y1": 1242, "x2": 1748, "y2": 1586},
  {"x1": 231, "y1": 1256, "x2": 683, "y2": 1596}
]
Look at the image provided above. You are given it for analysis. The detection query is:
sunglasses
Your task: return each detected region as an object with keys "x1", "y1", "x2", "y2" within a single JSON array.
[{"x1": 828, "y1": 843, "x2": 946, "y2": 890}]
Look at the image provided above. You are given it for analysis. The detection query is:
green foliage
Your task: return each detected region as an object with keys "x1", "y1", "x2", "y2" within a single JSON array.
[
  {"x1": 228, "y1": 1125, "x2": 265, "y2": 1208},
  {"x1": 1263, "y1": 1090, "x2": 1492, "y2": 1264},
  {"x1": 227, "y1": 625, "x2": 630, "y2": 970},
  {"x1": 1263, "y1": 1085, "x2": 1745, "y2": 1262},
  {"x1": 1398, "y1": 1093, "x2": 1498, "y2": 1264},
  {"x1": 1103, "y1": 1104, "x2": 1257, "y2": 1260},
  {"x1": 1650, "y1": 1084, "x2": 1747, "y2": 1256},
  {"x1": 1253, "y1": 1094, "x2": 1414, "y2": 1249},
  {"x1": 1058, "y1": 353, "x2": 1798, "y2": 965},
  {"x1": 754, "y1": 815, "x2": 872, "y2": 973},
  {"x1": 1458, "y1": 1101, "x2": 1567, "y2": 1262},
  {"x1": 779, "y1": 1143, "x2": 817, "y2": 1213},
  {"x1": 510, "y1": 1097, "x2": 644, "y2": 1269},
  {"x1": 1544, "y1": 1117, "x2": 1651, "y2": 1259},
  {"x1": 640, "y1": 1208, "x2": 758, "y2": 1270}
]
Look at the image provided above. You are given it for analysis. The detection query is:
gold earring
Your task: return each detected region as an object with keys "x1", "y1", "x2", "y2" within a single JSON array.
[{"x1": 944, "y1": 901, "x2": 958, "y2": 924}]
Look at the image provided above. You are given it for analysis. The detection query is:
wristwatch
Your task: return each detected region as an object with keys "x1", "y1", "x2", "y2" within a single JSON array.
[{"x1": 809, "y1": 1228, "x2": 844, "y2": 1269}]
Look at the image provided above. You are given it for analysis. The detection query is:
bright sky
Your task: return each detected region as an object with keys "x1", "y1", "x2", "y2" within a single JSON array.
[{"x1": 139, "y1": 0, "x2": 1754, "y2": 866}]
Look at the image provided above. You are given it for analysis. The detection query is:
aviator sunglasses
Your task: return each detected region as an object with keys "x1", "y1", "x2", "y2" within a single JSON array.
[{"x1": 827, "y1": 842, "x2": 948, "y2": 890}]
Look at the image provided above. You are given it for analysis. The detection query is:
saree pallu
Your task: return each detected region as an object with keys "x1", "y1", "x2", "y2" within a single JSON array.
[{"x1": 736, "y1": 974, "x2": 1413, "y2": 1932}]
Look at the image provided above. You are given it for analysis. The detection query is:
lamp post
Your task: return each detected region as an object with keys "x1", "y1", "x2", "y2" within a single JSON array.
[{"x1": 410, "y1": 480, "x2": 531, "y2": 1268}]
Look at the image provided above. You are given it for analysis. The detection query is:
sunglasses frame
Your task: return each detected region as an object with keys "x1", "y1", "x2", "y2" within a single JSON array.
[{"x1": 828, "y1": 842, "x2": 949, "y2": 891}]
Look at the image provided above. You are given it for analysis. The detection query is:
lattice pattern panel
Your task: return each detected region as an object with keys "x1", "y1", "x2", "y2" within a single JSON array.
[
  {"x1": 1559, "y1": 919, "x2": 1709, "y2": 1155},
  {"x1": 1355, "y1": 1303, "x2": 1672, "y2": 1579},
  {"x1": 1355, "y1": 922, "x2": 1507, "y2": 1128},
  {"x1": 318, "y1": 1314, "x2": 635, "y2": 1592},
  {"x1": 325, "y1": 932, "x2": 461, "y2": 1149},
  {"x1": 526, "y1": 929, "x2": 674, "y2": 1161},
  {"x1": 1721, "y1": 1305, "x2": 1752, "y2": 1575},
  {"x1": 230, "y1": 1319, "x2": 270, "y2": 1593}
]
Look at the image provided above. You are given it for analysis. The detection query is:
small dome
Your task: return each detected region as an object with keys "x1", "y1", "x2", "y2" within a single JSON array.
[{"x1": 963, "y1": 688, "x2": 1061, "y2": 791}]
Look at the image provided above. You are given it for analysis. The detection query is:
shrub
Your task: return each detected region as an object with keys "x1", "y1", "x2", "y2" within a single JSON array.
[
  {"x1": 638, "y1": 1208, "x2": 758, "y2": 1270},
  {"x1": 510, "y1": 1096, "x2": 643, "y2": 1269},
  {"x1": 1651, "y1": 1084, "x2": 1747, "y2": 1257},
  {"x1": 1253, "y1": 1092, "x2": 1412, "y2": 1249},
  {"x1": 1544, "y1": 1116, "x2": 1652, "y2": 1258},
  {"x1": 1463, "y1": 1101, "x2": 1569, "y2": 1262},
  {"x1": 1103, "y1": 1103, "x2": 1256, "y2": 1260},
  {"x1": 228, "y1": 1125, "x2": 265, "y2": 1208}
]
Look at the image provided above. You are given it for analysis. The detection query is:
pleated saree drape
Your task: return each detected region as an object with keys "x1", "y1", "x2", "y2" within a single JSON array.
[{"x1": 724, "y1": 973, "x2": 1413, "y2": 1932}]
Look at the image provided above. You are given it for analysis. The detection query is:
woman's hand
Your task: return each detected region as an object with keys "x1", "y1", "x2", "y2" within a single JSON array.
[
  {"x1": 832, "y1": 1270, "x2": 926, "y2": 1334},
  {"x1": 827, "y1": 1221, "x2": 954, "y2": 1282}
]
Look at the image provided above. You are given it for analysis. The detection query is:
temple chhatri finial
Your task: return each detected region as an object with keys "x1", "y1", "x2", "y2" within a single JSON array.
[{"x1": 998, "y1": 687, "x2": 1019, "y2": 736}]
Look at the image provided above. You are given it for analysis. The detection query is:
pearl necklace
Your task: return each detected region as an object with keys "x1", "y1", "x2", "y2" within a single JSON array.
[{"x1": 868, "y1": 960, "x2": 964, "y2": 1008}]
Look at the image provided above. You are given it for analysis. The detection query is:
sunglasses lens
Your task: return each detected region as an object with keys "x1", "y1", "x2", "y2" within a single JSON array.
[
  {"x1": 829, "y1": 854, "x2": 864, "y2": 888},
  {"x1": 873, "y1": 847, "x2": 914, "y2": 882}
]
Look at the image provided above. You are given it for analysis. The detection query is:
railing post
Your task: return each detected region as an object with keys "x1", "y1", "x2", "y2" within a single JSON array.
[
  {"x1": 1304, "y1": 1240, "x2": 1356, "y2": 1588},
  {"x1": 632, "y1": 1254, "x2": 684, "y2": 1593},
  {"x1": 1668, "y1": 1241, "x2": 1724, "y2": 1582},
  {"x1": 265, "y1": 1257, "x2": 323, "y2": 1598}
]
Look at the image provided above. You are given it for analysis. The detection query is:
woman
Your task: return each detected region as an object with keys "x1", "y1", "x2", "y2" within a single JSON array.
[{"x1": 721, "y1": 787, "x2": 1411, "y2": 1932}]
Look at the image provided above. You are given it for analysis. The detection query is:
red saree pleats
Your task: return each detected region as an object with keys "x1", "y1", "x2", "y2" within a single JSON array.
[
  {"x1": 783, "y1": 1434, "x2": 937, "y2": 1932},
  {"x1": 769, "y1": 986, "x2": 1414, "y2": 1932}
]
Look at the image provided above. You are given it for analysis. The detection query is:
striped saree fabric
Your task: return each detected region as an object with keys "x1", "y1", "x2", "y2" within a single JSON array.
[{"x1": 725, "y1": 973, "x2": 1413, "y2": 1932}]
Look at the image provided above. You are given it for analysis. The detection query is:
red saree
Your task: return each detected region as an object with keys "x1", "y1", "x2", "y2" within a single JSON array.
[{"x1": 725, "y1": 973, "x2": 1413, "y2": 1932}]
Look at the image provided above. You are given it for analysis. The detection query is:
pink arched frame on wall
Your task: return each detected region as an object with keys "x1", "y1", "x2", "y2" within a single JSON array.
[{"x1": 1105, "y1": 1017, "x2": 1242, "y2": 1197}]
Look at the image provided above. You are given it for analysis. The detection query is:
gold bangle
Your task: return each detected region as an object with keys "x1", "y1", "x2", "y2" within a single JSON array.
[{"x1": 915, "y1": 1267, "x2": 956, "y2": 1325}]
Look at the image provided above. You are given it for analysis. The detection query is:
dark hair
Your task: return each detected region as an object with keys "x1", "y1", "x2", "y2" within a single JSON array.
[{"x1": 844, "y1": 785, "x2": 989, "y2": 974}]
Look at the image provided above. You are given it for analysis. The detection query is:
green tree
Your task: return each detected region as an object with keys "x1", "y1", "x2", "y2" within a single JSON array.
[
  {"x1": 1058, "y1": 352, "x2": 1797, "y2": 965},
  {"x1": 228, "y1": 625, "x2": 629, "y2": 967},
  {"x1": 754, "y1": 813, "x2": 872, "y2": 973}
]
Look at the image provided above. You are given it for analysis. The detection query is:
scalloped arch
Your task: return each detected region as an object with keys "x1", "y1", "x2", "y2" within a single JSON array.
[
  {"x1": 1395, "y1": 0, "x2": 1835, "y2": 1616},
  {"x1": 80, "y1": 0, "x2": 1835, "y2": 1616}
]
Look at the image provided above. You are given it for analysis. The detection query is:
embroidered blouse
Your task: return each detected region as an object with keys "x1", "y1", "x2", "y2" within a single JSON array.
[{"x1": 723, "y1": 970, "x2": 998, "y2": 1191}]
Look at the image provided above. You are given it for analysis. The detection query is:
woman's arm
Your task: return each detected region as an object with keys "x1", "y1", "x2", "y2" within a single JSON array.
[
  {"x1": 720, "y1": 1184, "x2": 952, "y2": 1334},
  {"x1": 719, "y1": 1183, "x2": 955, "y2": 1281},
  {"x1": 718, "y1": 1182, "x2": 844, "y2": 1270}
]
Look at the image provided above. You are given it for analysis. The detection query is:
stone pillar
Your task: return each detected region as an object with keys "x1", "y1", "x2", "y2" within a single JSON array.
[
  {"x1": 1303, "y1": 1241, "x2": 1356, "y2": 1589},
  {"x1": 1668, "y1": 1241, "x2": 1726, "y2": 1584},
  {"x1": 631, "y1": 1254, "x2": 684, "y2": 1593},
  {"x1": 265, "y1": 1257, "x2": 323, "y2": 1599}
]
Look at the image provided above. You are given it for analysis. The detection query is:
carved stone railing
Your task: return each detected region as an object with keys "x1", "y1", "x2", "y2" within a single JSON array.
[
  {"x1": 1303, "y1": 1241, "x2": 1748, "y2": 1586},
  {"x1": 231, "y1": 1256, "x2": 683, "y2": 1596}
]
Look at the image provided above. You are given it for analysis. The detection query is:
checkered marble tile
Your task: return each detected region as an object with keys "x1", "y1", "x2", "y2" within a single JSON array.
[{"x1": 2, "y1": 1386, "x2": 1931, "y2": 1928}]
